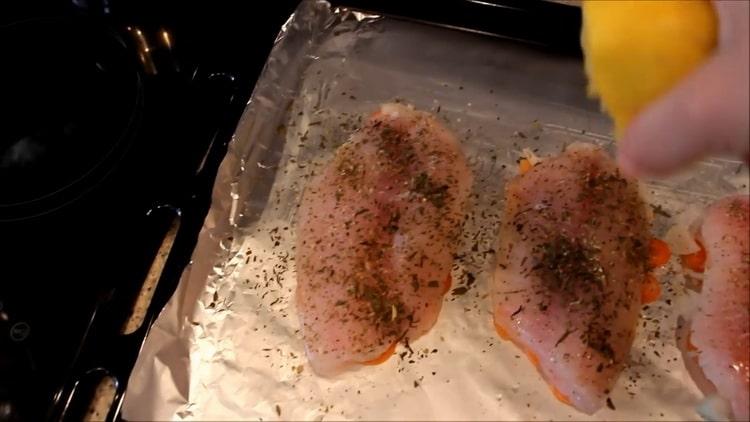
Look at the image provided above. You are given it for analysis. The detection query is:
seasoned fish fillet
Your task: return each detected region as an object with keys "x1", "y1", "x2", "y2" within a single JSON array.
[
  {"x1": 296, "y1": 103, "x2": 472, "y2": 376},
  {"x1": 492, "y1": 143, "x2": 651, "y2": 414},
  {"x1": 684, "y1": 195, "x2": 749, "y2": 421}
]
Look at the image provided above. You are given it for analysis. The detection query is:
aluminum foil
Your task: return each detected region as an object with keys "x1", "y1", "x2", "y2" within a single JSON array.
[{"x1": 122, "y1": 1, "x2": 750, "y2": 420}]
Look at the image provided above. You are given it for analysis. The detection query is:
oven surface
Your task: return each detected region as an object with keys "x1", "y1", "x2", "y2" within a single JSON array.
[{"x1": 0, "y1": 1, "x2": 298, "y2": 420}]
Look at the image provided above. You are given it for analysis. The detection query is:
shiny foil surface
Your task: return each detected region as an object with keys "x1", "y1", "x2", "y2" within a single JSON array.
[{"x1": 122, "y1": 1, "x2": 749, "y2": 420}]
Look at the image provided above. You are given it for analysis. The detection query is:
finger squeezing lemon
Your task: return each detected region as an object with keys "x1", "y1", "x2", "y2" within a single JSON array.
[{"x1": 581, "y1": 0, "x2": 718, "y2": 137}]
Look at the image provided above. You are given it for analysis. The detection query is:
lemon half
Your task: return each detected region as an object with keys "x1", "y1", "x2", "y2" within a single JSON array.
[{"x1": 581, "y1": 0, "x2": 718, "y2": 137}]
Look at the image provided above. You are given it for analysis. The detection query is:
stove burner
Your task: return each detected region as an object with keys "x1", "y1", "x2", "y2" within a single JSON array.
[{"x1": 0, "y1": 17, "x2": 142, "y2": 221}]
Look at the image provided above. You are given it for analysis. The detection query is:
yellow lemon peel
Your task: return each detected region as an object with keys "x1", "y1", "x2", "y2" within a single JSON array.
[{"x1": 581, "y1": 0, "x2": 717, "y2": 137}]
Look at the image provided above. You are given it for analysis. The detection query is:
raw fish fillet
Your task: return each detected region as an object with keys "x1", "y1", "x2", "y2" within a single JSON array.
[
  {"x1": 296, "y1": 103, "x2": 472, "y2": 376},
  {"x1": 682, "y1": 195, "x2": 749, "y2": 421},
  {"x1": 492, "y1": 143, "x2": 651, "y2": 414}
]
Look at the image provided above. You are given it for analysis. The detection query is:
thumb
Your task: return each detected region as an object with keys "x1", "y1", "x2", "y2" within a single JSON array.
[{"x1": 617, "y1": 48, "x2": 749, "y2": 177}]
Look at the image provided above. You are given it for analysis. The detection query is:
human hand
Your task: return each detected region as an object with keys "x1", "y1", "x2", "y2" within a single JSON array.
[{"x1": 617, "y1": 0, "x2": 749, "y2": 177}]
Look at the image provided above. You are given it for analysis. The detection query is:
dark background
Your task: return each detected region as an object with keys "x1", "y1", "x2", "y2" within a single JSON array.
[{"x1": 0, "y1": 1, "x2": 580, "y2": 420}]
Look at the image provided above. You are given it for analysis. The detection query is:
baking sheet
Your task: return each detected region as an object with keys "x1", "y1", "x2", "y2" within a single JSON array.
[{"x1": 121, "y1": 1, "x2": 750, "y2": 420}]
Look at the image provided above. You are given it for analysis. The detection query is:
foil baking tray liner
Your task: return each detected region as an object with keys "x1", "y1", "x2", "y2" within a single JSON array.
[{"x1": 122, "y1": 1, "x2": 749, "y2": 420}]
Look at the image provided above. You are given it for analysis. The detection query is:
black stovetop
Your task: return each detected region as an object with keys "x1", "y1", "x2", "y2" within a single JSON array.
[
  {"x1": 0, "y1": 1, "x2": 580, "y2": 420},
  {"x1": 0, "y1": 1, "x2": 299, "y2": 420}
]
